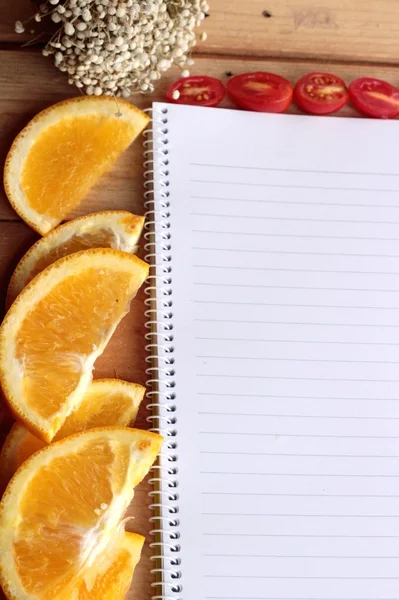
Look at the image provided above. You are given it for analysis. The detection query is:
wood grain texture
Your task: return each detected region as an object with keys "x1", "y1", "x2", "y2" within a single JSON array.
[
  {"x1": 0, "y1": 0, "x2": 32, "y2": 42},
  {"x1": 3, "y1": 0, "x2": 399, "y2": 65},
  {"x1": 200, "y1": 0, "x2": 399, "y2": 63}
]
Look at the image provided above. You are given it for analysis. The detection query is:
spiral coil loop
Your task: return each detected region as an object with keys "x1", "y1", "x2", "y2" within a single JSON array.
[{"x1": 143, "y1": 107, "x2": 182, "y2": 599}]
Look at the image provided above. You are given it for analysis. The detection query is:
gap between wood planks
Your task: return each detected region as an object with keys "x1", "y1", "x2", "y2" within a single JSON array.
[{"x1": 1, "y1": 42, "x2": 399, "y2": 70}]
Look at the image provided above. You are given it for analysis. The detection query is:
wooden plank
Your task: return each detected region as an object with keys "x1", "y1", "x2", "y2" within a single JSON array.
[
  {"x1": 4, "y1": 0, "x2": 399, "y2": 65},
  {"x1": 2, "y1": 49, "x2": 399, "y2": 220},
  {"x1": 201, "y1": 0, "x2": 399, "y2": 63},
  {"x1": 0, "y1": 0, "x2": 32, "y2": 43}
]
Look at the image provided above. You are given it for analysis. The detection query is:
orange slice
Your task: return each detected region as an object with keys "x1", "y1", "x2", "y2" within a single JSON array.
[
  {"x1": 56, "y1": 531, "x2": 145, "y2": 600},
  {"x1": 3, "y1": 97, "x2": 150, "y2": 235},
  {"x1": 0, "y1": 427, "x2": 162, "y2": 600},
  {"x1": 0, "y1": 248, "x2": 149, "y2": 443},
  {"x1": 6, "y1": 211, "x2": 145, "y2": 307},
  {"x1": 65, "y1": 531, "x2": 145, "y2": 600},
  {"x1": 0, "y1": 379, "x2": 145, "y2": 492}
]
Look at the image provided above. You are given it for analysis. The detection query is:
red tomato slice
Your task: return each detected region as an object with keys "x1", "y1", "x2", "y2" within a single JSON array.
[
  {"x1": 226, "y1": 72, "x2": 293, "y2": 113},
  {"x1": 165, "y1": 75, "x2": 225, "y2": 107},
  {"x1": 348, "y1": 77, "x2": 399, "y2": 119},
  {"x1": 294, "y1": 72, "x2": 348, "y2": 115}
]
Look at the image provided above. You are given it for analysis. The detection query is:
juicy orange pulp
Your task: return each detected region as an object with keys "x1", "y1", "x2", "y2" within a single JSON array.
[
  {"x1": 21, "y1": 115, "x2": 137, "y2": 223},
  {"x1": 16, "y1": 267, "x2": 137, "y2": 422},
  {"x1": 55, "y1": 532, "x2": 145, "y2": 600},
  {"x1": 28, "y1": 220, "x2": 139, "y2": 285},
  {"x1": 0, "y1": 380, "x2": 145, "y2": 493},
  {"x1": 0, "y1": 428, "x2": 162, "y2": 600},
  {"x1": 14, "y1": 439, "x2": 120, "y2": 597}
]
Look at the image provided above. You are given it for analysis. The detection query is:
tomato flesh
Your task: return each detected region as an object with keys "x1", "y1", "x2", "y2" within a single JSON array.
[
  {"x1": 226, "y1": 72, "x2": 293, "y2": 113},
  {"x1": 348, "y1": 77, "x2": 399, "y2": 119},
  {"x1": 294, "y1": 72, "x2": 348, "y2": 115},
  {"x1": 165, "y1": 75, "x2": 225, "y2": 107}
]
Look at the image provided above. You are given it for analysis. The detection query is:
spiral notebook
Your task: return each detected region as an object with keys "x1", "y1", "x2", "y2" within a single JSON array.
[{"x1": 143, "y1": 102, "x2": 399, "y2": 600}]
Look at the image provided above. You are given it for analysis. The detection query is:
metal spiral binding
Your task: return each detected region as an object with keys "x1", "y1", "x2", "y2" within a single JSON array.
[{"x1": 143, "y1": 106, "x2": 182, "y2": 600}]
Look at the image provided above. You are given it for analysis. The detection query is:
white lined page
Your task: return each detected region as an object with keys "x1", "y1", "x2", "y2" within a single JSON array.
[{"x1": 152, "y1": 102, "x2": 399, "y2": 600}]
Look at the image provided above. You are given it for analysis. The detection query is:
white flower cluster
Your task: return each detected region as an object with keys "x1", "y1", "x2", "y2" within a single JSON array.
[{"x1": 16, "y1": 0, "x2": 208, "y2": 97}]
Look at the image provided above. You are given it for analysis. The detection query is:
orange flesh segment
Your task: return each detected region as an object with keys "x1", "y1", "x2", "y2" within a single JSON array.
[
  {"x1": 0, "y1": 381, "x2": 144, "y2": 491},
  {"x1": 73, "y1": 534, "x2": 143, "y2": 600},
  {"x1": 20, "y1": 115, "x2": 137, "y2": 223},
  {"x1": 15, "y1": 429, "x2": 45, "y2": 468},
  {"x1": 55, "y1": 533, "x2": 144, "y2": 600},
  {"x1": 15, "y1": 439, "x2": 117, "y2": 598},
  {"x1": 16, "y1": 267, "x2": 135, "y2": 421},
  {"x1": 0, "y1": 429, "x2": 162, "y2": 600},
  {"x1": 29, "y1": 228, "x2": 119, "y2": 282},
  {"x1": 55, "y1": 383, "x2": 143, "y2": 440}
]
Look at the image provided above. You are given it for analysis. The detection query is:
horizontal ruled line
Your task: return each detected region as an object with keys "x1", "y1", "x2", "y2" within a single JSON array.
[
  {"x1": 198, "y1": 412, "x2": 399, "y2": 421},
  {"x1": 203, "y1": 533, "x2": 399, "y2": 538},
  {"x1": 196, "y1": 356, "x2": 399, "y2": 364},
  {"x1": 205, "y1": 553, "x2": 399, "y2": 559},
  {"x1": 200, "y1": 451, "x2": 399, "y2": 458},
  {"x1": 205, "y1": 574, "x2": 399, "y2": 581},
  {"x1": 195, "y1": 337, "x2": 399, "y2": 346},
  {"x1": 199, "y1": 432, "x2": 399, "y2": 439},
  {"x1": 201, "y1": 471, "x2": 399, "y2": 478},
  {"x1": 201, "y1": 492, "x2": 399, "y2": 498},
  {"x1": 190, "y1": 180, "x2": 399, "y2": 194},
  {"x1": 194, "y1": 281, "x2": 399, "y2": 292},
  {"x1": 193, "y1": 229, "x2": 399, "y2": 242},
  {"x1": 205, "y1": 598, "x2": 399, "y2": 600},
  {"x1": 202, "y1": 512, "x2": 399, "y2": 518},
  {"x1": 194, "y1": 263, "x2": 399, "y2": 276},
  {"x1": 189, "y1": 162, "x2": 399, "y2": 177},
  {"x1": 194, "y1": 299, "x2": 399, "y2": 310},
  {"x1": 197, "y1": 392, "x2": 399, "y2": 401},
  {"x1": 193, "y1": 246, "x2": 399, "y2": 259},
  {"x1": 195, "y1": 318, "x2": 399, "y2": 328},
  {"x1": 192, "y1": 212, "x2": 399, "y2": 226},
  {"x1": 197, "y1": 374, "x2": 399, "y2": 383},
  {"x1": 190, "y1": 195, "x2": 399, "y2": 209},
  {"x1": 205, "y1": 597, "x2": 399, "y2": 600},
  {"x1": 205, "y1": 575, "x2": 399, "y2": 580}
]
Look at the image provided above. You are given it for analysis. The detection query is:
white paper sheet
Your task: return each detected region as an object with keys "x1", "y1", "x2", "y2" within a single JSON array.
[{"x1": 152, "y1": 101, "x2": 399, "y2": 600}]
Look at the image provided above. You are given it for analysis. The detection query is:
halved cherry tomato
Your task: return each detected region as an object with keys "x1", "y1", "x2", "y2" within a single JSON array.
[
  {"x1": 165, "y1": 75, "x2": 225, "y2": 107},
  {"x1": 226, "y1": 72, "x2": 293, "y2": 113},
  {"x1": 294, "y1": 72, "x2": 348, "y2": 115},
  {"x1": 348, "y1": 77, "x2": 399, "y2": 119}
]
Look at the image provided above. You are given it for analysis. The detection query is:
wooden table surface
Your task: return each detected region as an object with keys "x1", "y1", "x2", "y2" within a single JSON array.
[{"x1": 0, "y1": 1, "x2": 398, "y2": 598}]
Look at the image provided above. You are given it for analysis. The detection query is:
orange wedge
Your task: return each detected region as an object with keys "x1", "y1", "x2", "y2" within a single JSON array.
[
  {"x1": 6, "y1": 211, "x2": 145, "y2": 306},
  {"x1": 0, "y1": 427, "x2": 162, "y2": 600},
  {"x1": 56, "y1": 531, "x2": 145, "y2": 600},
  {"x1": 0, "y1": 379, "x2": 145, "y2": 492},
  {"x1": 63, "y1": 531, "x2": 145, "y2": 600},
  {"x1": 0, "y1": 248, "x2": 149, "y2": 443},
  {"x1": 3, "y1": 97, "x2": 150, "y2": 235}
]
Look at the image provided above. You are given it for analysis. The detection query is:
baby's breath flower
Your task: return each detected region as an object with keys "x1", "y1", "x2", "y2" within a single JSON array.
[
  {"x1": 36, "y1": 0, "x2": 207, "y2": 96},
  {"x1": 14, "y1": 20, "x2": 25, "y2": 33}
]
